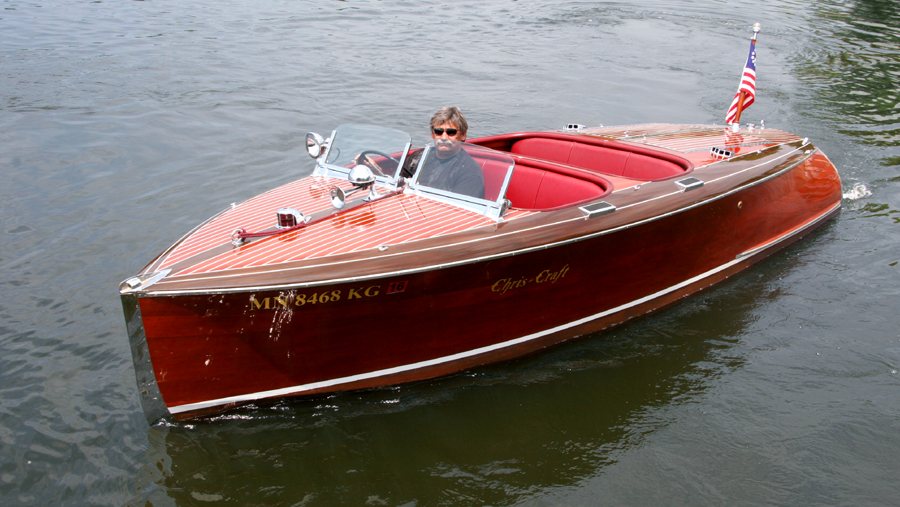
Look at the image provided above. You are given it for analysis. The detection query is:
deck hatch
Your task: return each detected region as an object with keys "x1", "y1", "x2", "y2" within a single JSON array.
[
  {"x1": 676, "y1": 177, "x2": 704, "y2": 192},
  {"x1": 579, "y1": 201, "x2": 616, "y2": 218}
]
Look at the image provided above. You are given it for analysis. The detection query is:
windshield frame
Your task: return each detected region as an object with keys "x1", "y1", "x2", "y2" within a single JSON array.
[
  {"x1": 311, "y1": 125, "x2": 516, "y2": 220},
  {"x1": 313, "y1": 124, "x2": 412, "y2": 188},
  {"x1": 406, "y1": 142, "x2": 515, "y2": 220}
]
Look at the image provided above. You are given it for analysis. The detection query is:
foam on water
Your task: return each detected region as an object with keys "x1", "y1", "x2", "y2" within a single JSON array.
[{"x1": 842, "y1": 183, "x2": 872, "y2": 200}]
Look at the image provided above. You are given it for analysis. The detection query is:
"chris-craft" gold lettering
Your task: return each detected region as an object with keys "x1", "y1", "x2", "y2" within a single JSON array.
[{"x1": 491, "y1": 264, "x2": 570, "y2": 296}]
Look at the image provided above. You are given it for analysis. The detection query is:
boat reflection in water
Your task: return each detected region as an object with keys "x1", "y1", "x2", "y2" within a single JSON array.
[
  {"x1": 119, "y1": 122, "x2": 841, "y2": 422},
  {"x1": 135, "y1": 272, "x2": 783, "y2": 505}
]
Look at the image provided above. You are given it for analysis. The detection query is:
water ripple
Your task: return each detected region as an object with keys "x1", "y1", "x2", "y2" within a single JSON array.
[{"x1": 1, "y1": 1, "x2": 899, "y2": 505}]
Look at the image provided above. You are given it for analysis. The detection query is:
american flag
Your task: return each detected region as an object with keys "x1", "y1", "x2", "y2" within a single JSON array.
[{"x1": 725, "y1": 39, "x2": 757, "y2": 124}]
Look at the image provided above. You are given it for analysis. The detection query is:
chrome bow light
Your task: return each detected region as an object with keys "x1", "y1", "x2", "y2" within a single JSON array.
[
  {"x1": 330, "y1": 165, "x2": 378, "y2": 209},
  {"x1": 275, "y1": 207, "x2": 309, "y2": 229},
  {"x1": 306, "y1": 132, "x2": 326, "y2": 158}
]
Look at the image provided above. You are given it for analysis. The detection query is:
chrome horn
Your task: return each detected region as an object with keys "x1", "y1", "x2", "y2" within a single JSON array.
[{"x1": 330, "y1": 165, "x2": 378, "y2": 209}]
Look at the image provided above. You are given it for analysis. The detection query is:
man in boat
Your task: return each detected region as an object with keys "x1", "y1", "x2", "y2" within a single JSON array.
[{"x1": 401, "y1": 106, "x2": 485, "y2": 199}]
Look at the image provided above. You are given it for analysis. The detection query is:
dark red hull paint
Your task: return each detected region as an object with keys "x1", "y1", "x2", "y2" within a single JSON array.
[{"x1": 131, "y1": 147, "x2": 841, "y2": 420}]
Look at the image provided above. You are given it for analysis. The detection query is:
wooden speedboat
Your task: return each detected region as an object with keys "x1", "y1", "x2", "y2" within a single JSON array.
[{"x1": 119, "y1": 122, "x2": 841, "y2": 422}]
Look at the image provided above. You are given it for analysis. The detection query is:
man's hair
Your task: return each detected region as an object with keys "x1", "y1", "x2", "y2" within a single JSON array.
[{"x1": 430, "y1": 105, "x2": 468, "y2": 134}]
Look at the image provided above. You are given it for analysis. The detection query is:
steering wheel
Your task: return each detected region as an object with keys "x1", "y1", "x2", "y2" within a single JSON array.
[{"x1": 356, "y1": 150, "x2": 400, "y2": 177}]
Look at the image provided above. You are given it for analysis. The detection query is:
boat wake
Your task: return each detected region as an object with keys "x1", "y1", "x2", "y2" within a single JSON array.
[{"x1": 842, "y1": 183, "x2": 871, "y2": 200}]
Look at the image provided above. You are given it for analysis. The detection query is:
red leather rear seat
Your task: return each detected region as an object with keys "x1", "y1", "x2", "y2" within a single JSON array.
[
  {"x1": 569, "y1": 143, "x2": 630, "y2": 176},
  {"x1": 472, "y1": 147, "x2": 610, "y2": 210},
  {"x1": 623, "y1": 152, "x2": 683, "y2": 179},
  {"x1": 510, "y1": 138, "x2": 683, "y2": 180}
]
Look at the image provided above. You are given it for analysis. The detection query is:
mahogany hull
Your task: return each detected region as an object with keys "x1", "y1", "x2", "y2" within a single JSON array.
[{"x1": 121, "y1": 137, "x2": 842, "y2": 421}]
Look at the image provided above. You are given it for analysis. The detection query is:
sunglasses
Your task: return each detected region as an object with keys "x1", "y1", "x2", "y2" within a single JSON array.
[{"x1": 432, "y1": 127, "x2": 460, "y2": 136}]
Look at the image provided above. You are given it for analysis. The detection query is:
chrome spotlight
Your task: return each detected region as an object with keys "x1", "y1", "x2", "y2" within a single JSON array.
[
  {"x1": 348, "y1": 164, "x2": 375, "y2": 186},
  {"x1": 306, "y1": 132, "x2": 326, "y2": 158}
]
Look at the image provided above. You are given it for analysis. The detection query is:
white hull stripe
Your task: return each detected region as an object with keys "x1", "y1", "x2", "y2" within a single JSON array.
[{"x1": 167, "y1": 201, "x2": 839, "y2": 415}]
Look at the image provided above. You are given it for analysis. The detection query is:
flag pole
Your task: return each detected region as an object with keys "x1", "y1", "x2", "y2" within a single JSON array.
[{"x1": 732, "y1": 23, "x2": 761, "y2": 126}]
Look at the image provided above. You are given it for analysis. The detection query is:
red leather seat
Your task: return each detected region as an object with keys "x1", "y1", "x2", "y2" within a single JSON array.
[
  {"x1": 506, "y1": 164, "x2": 607, "y2": 210},
  {"x1": 477, "y1": 157, "x2": 513, "y2": 202},
  {"x1": 510, "y1": 138, "x2": 684, "y2": 180}
]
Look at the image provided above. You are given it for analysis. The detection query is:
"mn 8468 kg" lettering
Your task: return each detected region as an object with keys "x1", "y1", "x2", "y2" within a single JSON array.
[{"x1": 250, "y1": 281, "x2": 408, "y2": 310}]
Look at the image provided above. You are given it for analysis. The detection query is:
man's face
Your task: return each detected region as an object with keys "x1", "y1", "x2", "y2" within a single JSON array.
[{"x1": 431, "y1": 122, "x2": 466, "y2": 159}]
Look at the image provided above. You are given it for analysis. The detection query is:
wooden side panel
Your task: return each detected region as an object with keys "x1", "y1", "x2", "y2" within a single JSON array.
[{"x1": 138, "y1": 153, "x2": 841, "y2": 416}]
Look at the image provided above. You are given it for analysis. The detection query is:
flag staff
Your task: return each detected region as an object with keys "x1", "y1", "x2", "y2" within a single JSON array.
[{"x1": 732, "y1": 23, "x2": 761, "y2": 125}]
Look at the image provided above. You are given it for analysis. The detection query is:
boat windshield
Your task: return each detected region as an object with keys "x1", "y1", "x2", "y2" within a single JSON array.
[
  {"x1": 316, "y1": 124, "x2": 515, "y2": 220},
  {"x1": 408, "y1": 141, "x2": 515, "y2": 218},
  {"x1": 323, "y1": 124, "x2": 411, "y2": 181}
]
